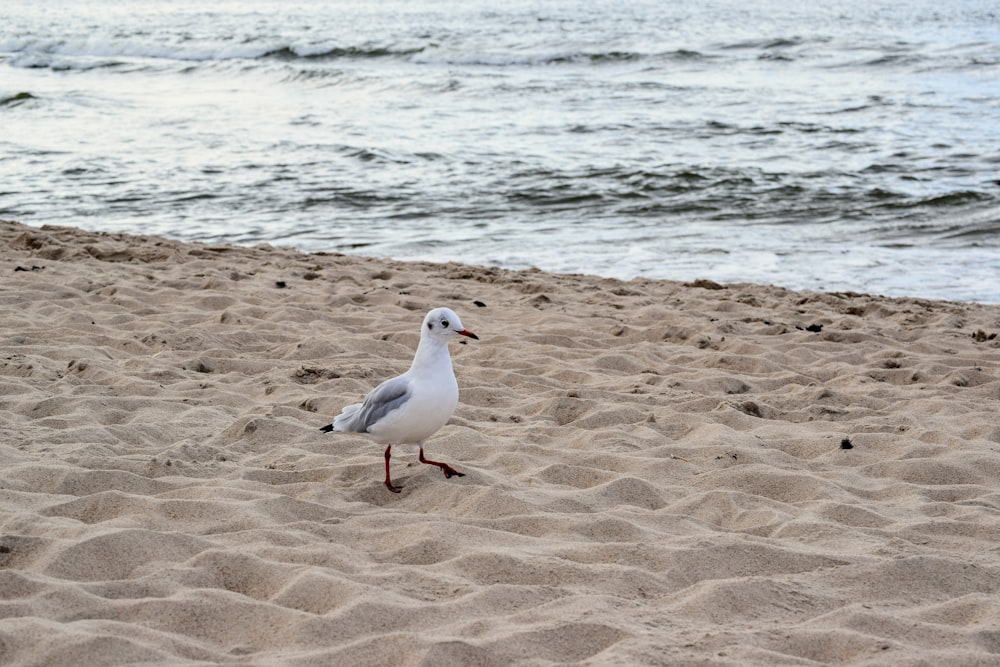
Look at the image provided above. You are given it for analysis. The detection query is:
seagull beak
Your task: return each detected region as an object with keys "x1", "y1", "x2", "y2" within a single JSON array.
[{"x1": 458, "y1": 329, "x2": 479, "y2": 340}]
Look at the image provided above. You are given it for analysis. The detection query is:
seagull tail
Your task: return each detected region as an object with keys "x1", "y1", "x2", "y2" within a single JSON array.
[{"x1": 322, "y1": 403, "x2": 363, "y2": 433}]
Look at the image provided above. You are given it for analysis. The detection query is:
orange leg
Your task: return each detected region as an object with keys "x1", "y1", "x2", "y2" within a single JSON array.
[
  {"x1": 384, "y1": 445, "x2": 401, "y2": 493},
  {"x1": 419, "y1": 447, "x2": 465, "y2": 479}
]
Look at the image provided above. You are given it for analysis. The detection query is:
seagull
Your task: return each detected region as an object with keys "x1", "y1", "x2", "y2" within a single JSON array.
[{"x1": 320, "y1": 307, "x2": 478, "y2": 493}]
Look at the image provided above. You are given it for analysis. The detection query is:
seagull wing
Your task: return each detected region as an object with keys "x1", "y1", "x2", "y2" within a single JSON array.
[{"x1": 342, "y1": 375, "x2": 412, "y2": 434}]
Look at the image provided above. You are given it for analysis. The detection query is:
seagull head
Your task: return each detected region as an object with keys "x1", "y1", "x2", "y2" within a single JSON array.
[{"x1": 422, "y1": 307, "x2": 479, "y2": 342}]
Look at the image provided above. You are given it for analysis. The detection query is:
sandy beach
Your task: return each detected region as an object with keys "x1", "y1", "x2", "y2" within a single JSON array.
[{"x1": 1, "y1": 219, "x2": 999, "y2": 665}]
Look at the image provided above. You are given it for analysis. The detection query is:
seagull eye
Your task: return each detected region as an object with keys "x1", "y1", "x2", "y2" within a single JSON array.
[{"x1": 441, "y1": 319, "x2": 450, "y2": 328}]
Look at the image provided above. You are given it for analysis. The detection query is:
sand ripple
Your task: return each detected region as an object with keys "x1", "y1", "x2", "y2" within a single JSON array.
[{"x1": 2, "y1": 221, "x2": 999, "y2": 665}]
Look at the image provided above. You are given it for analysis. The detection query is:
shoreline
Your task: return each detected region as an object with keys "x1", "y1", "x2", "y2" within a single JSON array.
[
  {"x1": 2, "y1": 220, "x2": 1000, "y2": 665},
  {"x1": 10, "y1": 219, "x2": 997, "y2": 309}
]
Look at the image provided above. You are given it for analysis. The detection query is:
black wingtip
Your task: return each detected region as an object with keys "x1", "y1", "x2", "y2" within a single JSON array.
[{"x1": 319, "y1": 424, "x2": 334, "y2": 433}]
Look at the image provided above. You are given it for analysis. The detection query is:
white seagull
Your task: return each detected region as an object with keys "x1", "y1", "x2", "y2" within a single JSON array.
[{"x1": 320, "y1": 307, "x2": 478, "y2": 492}]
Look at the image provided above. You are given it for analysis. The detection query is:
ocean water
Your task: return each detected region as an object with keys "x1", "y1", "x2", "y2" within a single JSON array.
[{"x1": 2, "y1": 0, "x2": 998, "y2": 303}]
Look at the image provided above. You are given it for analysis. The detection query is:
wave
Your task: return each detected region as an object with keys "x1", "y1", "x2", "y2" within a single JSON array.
[
  {"x1": 0, "y1": 37, "x2": 428, "y2": 68},
  {"x1": 261, "y1": 45, "x2": 426, "y2": 61},
  {"x1": 910, "y1": 190, "x2": 996, "y2": 208},
  {"x1": 2, "y1": 35, "x2": 704, "y2": 72},
  {"x1": 720, "y1": 37, "x2": 813, "y2": 50},
  {"x1": 0, "y1": 91, "x2": 35, "y2": 107},
  {"x1": 940, "y1": 218, "x2": 1000, "y2": 242},
  {"x1": 28, "y1": 36, "x2": 978, "y2": 75},
  {"x1": 0, "y1": 37, "x2": 269, "y2": 69},
  {"x1": 465, "y1": 162, "x2": 1000, "y2": 231},
  {"x1": 410, "y1": 48, "x2": 706, "y2": 68}
]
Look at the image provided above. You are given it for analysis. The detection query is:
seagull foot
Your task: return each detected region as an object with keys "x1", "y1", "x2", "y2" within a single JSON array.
[
  {"x1": 385, "y1": 481, "x2": 402, "y2": 493},
  {"x1": 419, "y1": 448, "x2": 464, "y2": 480}
]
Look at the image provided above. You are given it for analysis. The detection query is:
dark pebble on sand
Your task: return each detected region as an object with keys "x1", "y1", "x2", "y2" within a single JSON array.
[
  {"x1": 840, "y1": 438, "x2": 854, "y2": 449},
  {"x1": 474, "y1": 300, "x2": 487, "y2": 308}
]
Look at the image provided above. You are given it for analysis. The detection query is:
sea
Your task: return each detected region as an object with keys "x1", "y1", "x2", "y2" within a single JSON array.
[{"x1": 2, "y1": 0, "x2": 999, "y2": 303}]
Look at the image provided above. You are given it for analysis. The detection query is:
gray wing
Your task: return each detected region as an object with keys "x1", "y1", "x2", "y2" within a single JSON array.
[{"x1": 337, "y1": 375, "x2": 412, "y2": 434}]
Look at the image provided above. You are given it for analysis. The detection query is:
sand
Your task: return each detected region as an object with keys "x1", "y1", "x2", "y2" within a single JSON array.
[{"x1": 1, "y1": 219, "x2": 999, "y2": 666}]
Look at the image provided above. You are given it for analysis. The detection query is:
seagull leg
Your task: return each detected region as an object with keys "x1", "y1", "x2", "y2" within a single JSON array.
[
  {"x1": 384, "y1": 445, "x2": 401, "y2": 493},
  {"x1": 419, "y1": 447, "x2": 465, "y2": 479}
]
